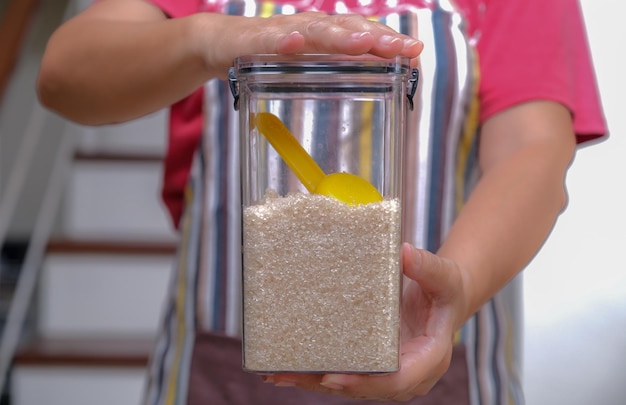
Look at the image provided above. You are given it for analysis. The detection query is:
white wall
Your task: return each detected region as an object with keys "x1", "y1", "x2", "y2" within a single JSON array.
[{"x1": 523, "y1": 1, "x2": 626, "y2": 404}]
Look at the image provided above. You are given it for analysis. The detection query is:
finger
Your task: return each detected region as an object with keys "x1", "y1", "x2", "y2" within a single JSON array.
[
  {"x1": 271, "y1": 372, "x2": 322, "y2": 387},
  {"x1": 318, "y1": 336, "x2": 451, "y2": 401},
  {"x1": 235, "y1": 14, "x2": 374, "y2": 56},
  {"x1": 268, "y1": 13, "x2": 421, "y2": 58},
  {"x1": 299, "y1": 16, "x2": 381, "y2": 55},
  {"x1": 322, "y1": 15, "x2": 423, "y2": 58},
  {"x1": 402, "y1": 243, "x2": 458, "y2": 300},
  {"x1": 303, "y1": 14, "x2": 422, "y2": 58},
  {"x1": 274, "y1": 30, "x2": 306, "y2": 54},
  {"x1": 270, "y1": 373, "x2": 336, "y2": 395},
  {"x1": 235, "y1": 13, "x2": 422, "y2": 61},
  {"x1": 203, "y1": 13, "x2": 422, "y2": 79},
  {"x1": 401, "y1": 243, "x2": 463, "y2": 336}
]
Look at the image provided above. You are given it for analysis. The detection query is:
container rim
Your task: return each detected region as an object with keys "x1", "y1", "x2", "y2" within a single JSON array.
[{"x1": 233, "y1": 54, "x2": 412, "y2": 75}]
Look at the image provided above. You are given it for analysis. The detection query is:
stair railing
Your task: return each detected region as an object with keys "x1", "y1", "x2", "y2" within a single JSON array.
[
  {"x1": 0, "y1": 107, "x2": 76, "y2": 396},
  {"x1": 0, "y1": 0, "x2": 79, "y2": 393}
]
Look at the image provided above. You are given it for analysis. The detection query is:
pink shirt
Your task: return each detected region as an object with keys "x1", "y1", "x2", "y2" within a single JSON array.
[{"x1": 150, "y1": 0, "x2": 607, "y2": 227}]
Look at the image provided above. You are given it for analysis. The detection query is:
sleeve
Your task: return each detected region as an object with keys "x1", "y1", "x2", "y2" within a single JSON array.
[
  {"x1": 144, "y1": 0, "x2": 204, "y2": 227},
  {"x1": 476, "y1": 0, "x2": 607, "y2": 143},
  {"x1": 161, "y1": 87, "x2": 204, "y2": 229},
  {"x1": 146, "y1": 0, "x2": 200, "y2": 17}
]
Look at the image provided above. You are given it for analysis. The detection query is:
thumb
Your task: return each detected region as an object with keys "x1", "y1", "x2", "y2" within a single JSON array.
[{"x1": 401, "y1": 243, "x2": 456, "y2": 299}]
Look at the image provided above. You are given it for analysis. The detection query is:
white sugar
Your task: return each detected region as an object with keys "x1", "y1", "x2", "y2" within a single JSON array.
[{"x1": 242, "y1": 190, "x2": 401, "y2": 373}]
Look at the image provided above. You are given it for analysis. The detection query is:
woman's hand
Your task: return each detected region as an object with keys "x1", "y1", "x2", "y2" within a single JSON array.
[
  {"x1": 193, "y1": 12, "x2": 423, "y2": 79},
  {"x1": 39, "y1": 0, "x2": 423, "y2": 124},
  {"x1": 268, "y1": 243, "x2": 466, "y2": 401}
]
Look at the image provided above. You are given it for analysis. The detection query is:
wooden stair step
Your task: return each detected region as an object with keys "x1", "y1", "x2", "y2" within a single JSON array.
[
  {"x1": 62, "y1": 155, "x2": 176, "y2": 239},
  {"x1": 14, "y1": 337, "x2": 154, "y2": 367},
  {"x1": 73, "y1": 150, "x2": 165, "y2": 163},
  {"x1": 46, "y1": 238, "x2": 178, "y2": 256},
  {"x1": 39, "y1": 238, "x2": 175, "y2": 338}
]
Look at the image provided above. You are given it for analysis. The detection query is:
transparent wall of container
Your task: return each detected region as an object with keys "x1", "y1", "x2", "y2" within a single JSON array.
[{"x1": 231, "y1": 54, "x2": 417, "y2": 374}]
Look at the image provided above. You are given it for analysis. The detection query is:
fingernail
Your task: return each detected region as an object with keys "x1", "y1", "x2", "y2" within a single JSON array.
[
  {"x1": 380, "y1": 35, "x2": 401, "y2": 46},
  {"x1": 261, "y1": 375, "x2": 274, "y2": 383},
  {"x1": 351, "y1": 32, "x2": 371, "y2": 40},
  {"x1": 403, "y1": 38, "x2": 422, "y2": 50}
]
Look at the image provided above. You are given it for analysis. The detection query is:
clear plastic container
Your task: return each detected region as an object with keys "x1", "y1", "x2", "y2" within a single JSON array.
[{"x1": 229, "y1": 54, "x2": 418, "y2": 374}]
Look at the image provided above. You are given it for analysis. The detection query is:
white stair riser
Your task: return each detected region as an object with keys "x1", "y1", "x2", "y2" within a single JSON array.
[
  {"x1": 39, "y1": 254, "x2": 172, "y2": 338},
  {"x1": 75, "y1": 109, "x2": 168, "y2": 155},
  {"x1": 12, "y1": 366, "x2": 146, "y2": 405},
  {"x1": 63, "y1": 161, "x2": 177, "y2": 240}
]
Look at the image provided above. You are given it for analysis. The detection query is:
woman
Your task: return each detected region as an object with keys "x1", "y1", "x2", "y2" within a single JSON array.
[{"x1": 37, "y1": 0, "x2": 607, "y2": 403}]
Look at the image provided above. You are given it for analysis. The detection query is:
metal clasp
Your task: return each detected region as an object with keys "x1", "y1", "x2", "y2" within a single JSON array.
[
  {"x1": 407, "y1": 68, "x2": 419, "y2": 111},
  {"x1": 228, "y1": 67, "x2": 240, "y2": 110}
]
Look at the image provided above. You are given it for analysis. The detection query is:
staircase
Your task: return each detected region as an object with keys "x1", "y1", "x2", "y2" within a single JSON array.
[
  {"x1": 9, "y1": 110, "x2": 178, "y2": 405},
  {"x1": 0, "y1": 1, "x2": 183, "y2": 402}
]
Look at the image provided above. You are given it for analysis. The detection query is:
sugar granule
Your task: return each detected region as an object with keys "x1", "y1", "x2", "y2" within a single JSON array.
[{"x1": 242, "y1": 190, "x2": 401, "y2": 373}]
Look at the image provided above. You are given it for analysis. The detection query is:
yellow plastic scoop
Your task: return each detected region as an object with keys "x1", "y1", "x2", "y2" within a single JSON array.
[{"x1": 254, "y1": 112, "x2": 383, "y2": 205}]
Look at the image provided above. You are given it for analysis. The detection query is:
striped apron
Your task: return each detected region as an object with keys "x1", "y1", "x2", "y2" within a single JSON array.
[{"x1": 144, "y1": 0, "x2": 525, "y2": 404}]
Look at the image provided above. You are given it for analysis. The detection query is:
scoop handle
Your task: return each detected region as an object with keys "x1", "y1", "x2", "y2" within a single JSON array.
[{"x1": 254, "y1": 112, "x2": 326, "y2": 193}]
